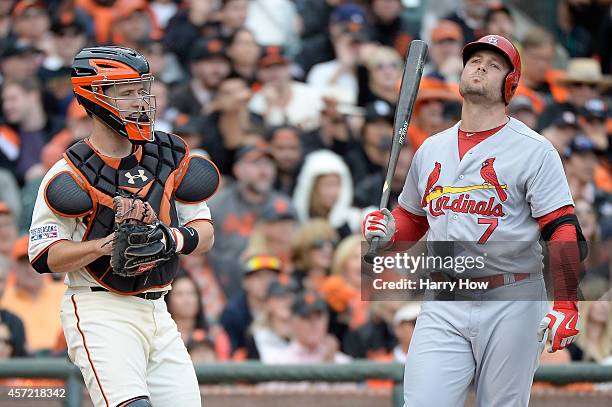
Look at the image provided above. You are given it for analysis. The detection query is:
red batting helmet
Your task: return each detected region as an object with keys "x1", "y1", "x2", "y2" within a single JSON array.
[{"x1": 462, "y1": 35, "x2": 521, "y2": 104}]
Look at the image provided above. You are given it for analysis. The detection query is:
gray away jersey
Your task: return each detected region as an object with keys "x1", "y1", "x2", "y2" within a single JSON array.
[{"x1": 398, "y1": 118, "x2": 574, "y2": 277}]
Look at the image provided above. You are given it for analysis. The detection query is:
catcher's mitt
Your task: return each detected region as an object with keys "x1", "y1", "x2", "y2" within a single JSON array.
[
  {"x1": 113, "y1": 196, "x2": 157, "y2": 224},
  {"x1": 110, "y1": 197, "x2": 176, "y2": 277}
]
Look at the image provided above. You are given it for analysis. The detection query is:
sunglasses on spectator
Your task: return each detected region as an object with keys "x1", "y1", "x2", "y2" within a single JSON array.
[
  {"x1": 570, "y1": 82, "x2": 597, "y2": 90},
  {"x1": 374, "y1": 62, "x2": 401, "y2": 71},
  {"x1": 311, "y1": 239, "x2": 338, "y2": 249},
  {"x1": 584, "y1": 117, "x2": 606, "y2": 124}
]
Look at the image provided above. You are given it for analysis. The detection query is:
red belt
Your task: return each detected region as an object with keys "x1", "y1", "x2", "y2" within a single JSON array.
[{"x1": 429, "y1": 272, "x2": 530, "y2": 290}]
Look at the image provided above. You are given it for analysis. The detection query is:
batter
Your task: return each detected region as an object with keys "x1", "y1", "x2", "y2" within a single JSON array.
[
  {"x1": 364, "y1": 35, "x2": 583, "y2": 407},
  {"x1": 28, "y1": 46, "x2": 218, "y2": 407}
]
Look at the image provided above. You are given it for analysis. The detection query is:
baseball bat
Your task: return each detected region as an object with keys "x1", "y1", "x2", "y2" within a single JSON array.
[{"x1": 363, "y1": 40, "x2": 428, "y2": 264}]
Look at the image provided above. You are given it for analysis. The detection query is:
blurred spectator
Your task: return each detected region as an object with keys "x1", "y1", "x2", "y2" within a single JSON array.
[
  {"x1": 391, "y1": 302, "x2": 421, "y2": 363},
  {"x1": 39, "y1": 67, "x2": 74, "y2": 117},
  {"x1": 207, "y1": 143, "x2": 285, "y2": 297},
  {"x1": 169, "y1": 37, "x2": 231, "y2": 117},
  {"x1": 137, "y1": 39, "x2": 185, "y2": 85},
  {"x1": 0, "y1": 203, "x2": 18, "y2": 258},
  {"x1": 580, "y1": 99, "x2": 610, "y2": 155},
  {"x1": 180, "y1": 254, "x2": 227, "y2": 322},
  {"x1": 0, "y1": 170, "x2": 21, "y2": 221},
  {"x1": 320, "y1": 235, "x2": 369, "y2": 342},
  {"x1": 343, "y1": 301, "x2": 402, "y2": 359},
  {"x1": 540, "y1": 58, "x2": 612, "y2": 129},
  {"x1": 297, "y1": 3, "x2": 368, "y2": 79},
  {"x1": 576, "y1": 300, "x2": 611, "y2": 363},
  {"x1": 369, "y1": 0, "x2": 416, "y2": 57},
  {"x1": 408, "y1": 78, "x2": 462, "y2": 150},
  {"x1": 10, "y1": 1, "x2": 53, "y2": 53},
  {"x1": 246, "y1": 279, "x2": 296, "y2": 361},
  {"x1": 245, "y1": 0, "x2": 300, "y2": 53},
  {"x1": 112, "y1": 3, "x2": 161, "y2": 52},
  {"x1": 306, "y1": 11, "x2": 367, "y2": 106},
  {"x1": 267, "y1": 291, "x2": 351, "y2": 364},
  {"x1": 219, "y1": 0, "x2": 249, "y2": 39},
  {"x1": 187, "y1": 334, "x2": 219, "y2": 363},
  {"x1": 220, "y1": 254, "x2": 281, "y2": 354},
  {"x1": 344, "y1": 100, "x2": 394, "y2": 185},
  {"x1": 444, "y1": 0, "x2": 493, "y2": 43},
  {"x1": 541, "y1": 111, "x2": 581, "y2": 156},
  {"x1": 423, "y1": 20, "x2": 464, "y2": 84},
  {"x1": 482, "y1": 2, "x2": 515, "y2": 40},
  {"x1": 290, "y1": 219, "x2": 338, "y2": 292},
  {"x1": 298, "y1": 0, "x2": 335, "y2": 40},
  {"x1": 76, "y1": 0, "x2": 150, "y2": 45},
  {"x1": 358, "y1": 46, "x2": 402, "y2": 108},
  {"x1": 0, "y1": 0, "x2": 12, "y2": 40},
  {"x1": 556, "y1": 0, "x2": 599, "y2": 57},
  {"x1": 150, "y1": 80, "x2": 175, "y2": 134},
  {"x1": 354, "y1": 141, "x2": 413, "y2": 209},
  {"x1": 164, "y1": 0, "x2": 217, "y2": 65},
  {"x1": 39, "y1": 99, "x2": 91, "y2": 171},
  {"x1": 165, "y1": 272, "x2": 231, "y2": 361},
  {"x1": 566, "y1": 134, "x2": 599, "y2": 201},
  {"x1": 598, "y1": 2, "x2": 612, "y2": 74},
  {"x1": 0, "y1": 236, "x2": 64, "y2": 354},
  {"x1": 0, "y1": 255, "x2": 27, "y2": 357},
  {"x1": 1, "y1": 78, "x2": 64, "y2": 185},
  {"x1": 43, "y1": 18, "x2": 88, "y2": 73},
  {"x1": 226, "y1": 28, "x2": 262, "y2": 87},
  {"x1": 574, "y1": 199, "x2": 610, "y2": 290},
  {"x1": 507, "y1": 96, "x2": 539, "y2": 131},
  {"x1": 149, "y1": 0, "x2": 178, "y2": 29},
  {"x1": 172, "y1": 114, "x2": 205, "y2": 153},
  {"x1": 293, "y1": 150, "x2": 362, "y2": 237},
  {"x1": 201, "y1": 76, "x2": 263, "y2": 175},
  {"x1": 518, "y1": 27, "x2": 558, "y2": 108},
  {"x1": 15, "y1": 99, "x2": 90, "y2": 232},
  {"x1": 0, "y1": 42, "x2": 44, "y2": 83},
  {"x1": 244, "y1": 195, "x2": 299, "y2": 268},
  {"x1": 301, "y1": 96, "x2": 356, "y2": 157},
  {"x1": 268, "y1": 125, "x2": 303, "y2": 196},
  {"x1": 250, "y1": 45, "x2": 324, "y2": 131}
]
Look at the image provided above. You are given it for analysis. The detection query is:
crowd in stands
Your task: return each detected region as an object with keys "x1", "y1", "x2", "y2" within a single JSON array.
[{"x1": 0, "y1": 0, "x2": 610, "y2": 376}]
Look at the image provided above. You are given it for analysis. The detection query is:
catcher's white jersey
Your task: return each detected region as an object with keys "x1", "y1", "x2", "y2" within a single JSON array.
[
  {"x1": 398, "y1": 117, "x2": 573, "y2": 277},
  {"x1": 28, "y1": 158, "x2": 212, "y2": 290}
]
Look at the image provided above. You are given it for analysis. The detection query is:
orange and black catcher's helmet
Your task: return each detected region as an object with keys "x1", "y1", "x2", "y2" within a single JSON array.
[{"x1": 71, "y1": 46, "x2": 156, "y2": 143}]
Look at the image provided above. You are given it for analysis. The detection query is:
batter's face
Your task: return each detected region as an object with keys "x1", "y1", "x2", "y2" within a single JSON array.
[{"x1": 459, "y1": 50, "x2": 510, "y2": 104}]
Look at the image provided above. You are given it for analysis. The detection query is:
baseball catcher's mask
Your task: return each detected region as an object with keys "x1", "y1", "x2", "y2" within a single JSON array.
[{"x1": 71, "y1": 46, "x2": 156, "y2": 143}]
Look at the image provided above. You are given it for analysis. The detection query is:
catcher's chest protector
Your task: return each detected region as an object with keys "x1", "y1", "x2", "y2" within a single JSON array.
[{"x1": 64, "y1": 131, "x2": 187, "y2": 294}]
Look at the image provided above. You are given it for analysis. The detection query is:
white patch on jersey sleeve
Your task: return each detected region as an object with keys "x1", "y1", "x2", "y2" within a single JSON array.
[{"x1": 29, "y1": 224, "x2": 59, "y2": 242}]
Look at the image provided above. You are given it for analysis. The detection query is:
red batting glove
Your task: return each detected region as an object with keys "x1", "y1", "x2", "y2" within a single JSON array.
[
  {"x1": 537, "y1": 301, "x2": 580, "y2": 353},
  {"x1": 362, "y1": 208, "x2": 396, "y2": 248}
]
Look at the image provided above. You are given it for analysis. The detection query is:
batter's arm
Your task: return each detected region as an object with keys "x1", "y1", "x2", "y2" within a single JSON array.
[{"x1": 392, "y1": 206, "x2": 429, "y2": 243}]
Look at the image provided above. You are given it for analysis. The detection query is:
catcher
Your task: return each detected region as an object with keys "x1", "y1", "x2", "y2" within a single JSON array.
[{"x1": 28, "y1": 46, "x2": 219, "y2": 407}]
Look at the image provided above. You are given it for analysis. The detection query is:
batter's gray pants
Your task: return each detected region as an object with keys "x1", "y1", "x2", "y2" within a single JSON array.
[{"x1": 403, "y1": 275, "x2": 548, "y2": 407}]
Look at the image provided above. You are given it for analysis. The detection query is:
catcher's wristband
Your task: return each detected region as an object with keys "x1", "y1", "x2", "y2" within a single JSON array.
[{"x1": 171, "y1": 226, "x2": 199, "y2": 255}]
